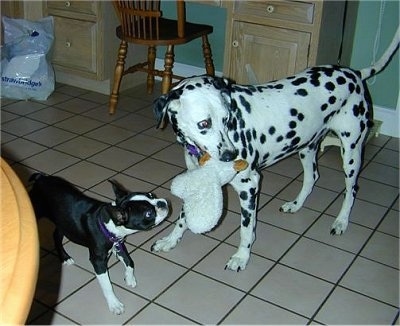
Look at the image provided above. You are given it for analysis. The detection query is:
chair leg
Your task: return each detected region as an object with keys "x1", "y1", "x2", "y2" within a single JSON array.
[
  {"x1": 202, "y1": 35, "x2": 215, "y2": 76},
  {"x1": 161, "y1": 45, "x2": 174, "y2": 94},
  {"x1": 109, "y1": 40, "x2": 128, "y2": 115},
  {"x1": 147, "y1": 46, "x2": 156, "y2": 94}
]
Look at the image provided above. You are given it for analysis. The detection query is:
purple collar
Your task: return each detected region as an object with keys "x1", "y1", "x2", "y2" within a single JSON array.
[
  {"x1": 186, "y1": 143, "x2": 203, "y2": 158},
  {"x1": 98, "y1": 219, "x2": 127, "y2": 253}
]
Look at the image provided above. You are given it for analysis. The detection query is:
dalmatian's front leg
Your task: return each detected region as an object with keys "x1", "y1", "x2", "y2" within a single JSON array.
[
  {"x1": 226, "y1": 170, "x2": 260, "y2": 271},
  {"x1": 151, "y1": 209, "x2": 188, "y2": 252}
]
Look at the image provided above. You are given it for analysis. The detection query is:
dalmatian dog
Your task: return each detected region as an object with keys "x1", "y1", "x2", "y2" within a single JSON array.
[{"x1": 152, "y1": 27, "x2": 399, "y2": 272}]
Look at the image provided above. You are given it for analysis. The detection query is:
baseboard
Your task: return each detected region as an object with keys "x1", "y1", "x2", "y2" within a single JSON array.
[
  {"x1": 154, "y1": 59, "x2": 223, "y2": 78},
  {"x1": 374, "y1": 105, "x2": 399, "y2": 138}
]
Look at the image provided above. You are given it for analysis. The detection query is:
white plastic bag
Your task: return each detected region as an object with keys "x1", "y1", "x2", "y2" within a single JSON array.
[{"x1": 1, "y1": 16, "x2": 55, "y2": 100}]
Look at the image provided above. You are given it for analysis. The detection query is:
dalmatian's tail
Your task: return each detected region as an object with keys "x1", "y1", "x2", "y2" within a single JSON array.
[{"x1": 360, "y1": 26, "x2": 399, "y2": 80}]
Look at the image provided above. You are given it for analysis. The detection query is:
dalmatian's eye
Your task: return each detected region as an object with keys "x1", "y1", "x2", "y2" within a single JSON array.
[{"x1": 197, "y1": 118, "x2": 212, "y2": 130}]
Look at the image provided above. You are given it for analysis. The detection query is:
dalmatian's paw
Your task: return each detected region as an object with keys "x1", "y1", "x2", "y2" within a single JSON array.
[
  {"x1": 330, "y1": 218, "x2": 348, "y2": 235},
  {"x1": 225, "y1": 250, "x2": 250, "y2": 272},
  {"x1": 151, "y1": 235, "x2": 180, "y2": 252},
  {"x1": 279, "y1": 201, "x2": 301, "y2": 213}
]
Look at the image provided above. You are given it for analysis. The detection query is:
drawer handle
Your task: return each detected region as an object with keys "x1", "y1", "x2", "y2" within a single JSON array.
[
  {"x1": 65, "y1": 1, "x2": 71, "y2": 7},
  {"x1": 65, "y1": 41, "x2": 71, "y2": 48},
  {"x1": 266, "y1": 5, "x2": 275, "y2": 14},
  {"x1": 232, "y1": 40, "x2": 239, "y2": 48}
]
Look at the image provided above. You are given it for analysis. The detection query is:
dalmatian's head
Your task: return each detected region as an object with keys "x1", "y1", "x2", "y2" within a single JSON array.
[{"x1": 153, "y1": 75, "x2": 238, "y2": 162}]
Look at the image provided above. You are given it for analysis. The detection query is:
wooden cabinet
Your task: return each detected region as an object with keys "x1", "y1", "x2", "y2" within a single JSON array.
[
  {"x1": 44, "y1": 1, "x2": 105, "y2": 80},
  {"x1": 43, "y1": 1, "x2": 146, "y2": 94},
  {"x1": 224, "y1": 0, "x2": 353, "y2": 84}
]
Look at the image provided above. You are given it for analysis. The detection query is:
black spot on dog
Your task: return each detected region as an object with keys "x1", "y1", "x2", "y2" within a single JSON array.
[
  {"x1": 286, "y1": 130, "x2": 296, "y2": 139},
  {"x1": 336, "y1": 76, "x2": 346, "y2": 85},
  {"x1": 290, "y1": 108, "x2": 298, "y2": 116},
  {"x1": 348, "y1": 83, "x2": 355, "y2": 93},
  {"x1": 297, "y1": 113, "x2": 305, "y2": 121},
  {"x1": 321, "y1": 103, "x2": 328, "y2": 111},
  {"x1": 269, "y1": 126, "x2": 276, "y2": 135},
  {"x1": 295, "y1": 89, "x2": 308, "y2": 96},
  {"x1": 239, "y1": 95, "x2": 252, "y2": 113},
  {"x1": 289, "y1": 121, "x2": 297, "y2": 129},
  {"x1": 325, "y1": 82, "x2": 335, "y2": 91},
  {"x1": 276, "y1": 135, "x2": 284, "y2": 142},
  {"x1": 292, "y1": 77, "x2": 308, "y2": 86},
  {"x1": 329, "y1": 96, "x2": 336, "y2": 104},
  {"x1": 260, "y1": 133, "x2": 266, "y2": 144},
  {"x1": 240, "y1": 191, "x2": 248, "y2": 200}
]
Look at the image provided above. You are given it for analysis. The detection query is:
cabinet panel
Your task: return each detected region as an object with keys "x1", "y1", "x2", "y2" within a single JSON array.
[
  {"x1": 235, "y1": 1, "x2": 314, "y2": 25},
  {"x1": 52, "y1": 16, "x2": 97, "y2": 74},
  {"x1": 47, "y1": 1, "x2": 97, "y2": 16},
  {"x1": 230, "y1": 22, "x2": 310, "y2": 84}
]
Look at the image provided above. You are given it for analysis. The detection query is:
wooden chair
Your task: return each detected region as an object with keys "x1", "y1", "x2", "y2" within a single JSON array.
[{"x1": 109, "y1": 0, "x2": 215, "y2": 114}]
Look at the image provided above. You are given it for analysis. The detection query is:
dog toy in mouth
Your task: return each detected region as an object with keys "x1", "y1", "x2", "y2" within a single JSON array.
[{"x1": 171, "y1": 152, "x2": 248, "y2": 234}]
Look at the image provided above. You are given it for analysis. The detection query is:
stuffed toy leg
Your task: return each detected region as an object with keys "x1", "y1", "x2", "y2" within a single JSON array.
[{"x1": 171, "y1": 153, "x2": 248, "y2": 234}]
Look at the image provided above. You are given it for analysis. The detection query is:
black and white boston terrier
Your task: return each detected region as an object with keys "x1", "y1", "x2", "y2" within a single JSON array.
[{"x1": 29, "y1": 173, "x2": 169, "y2": 314}]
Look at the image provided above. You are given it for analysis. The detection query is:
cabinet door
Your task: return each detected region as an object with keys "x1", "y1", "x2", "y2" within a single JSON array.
[{"x1": 229, "y1": 22, "x2": 310, "y2": 84}]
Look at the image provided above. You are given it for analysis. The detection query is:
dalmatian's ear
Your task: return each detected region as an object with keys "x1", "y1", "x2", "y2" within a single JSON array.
[
  {"x1": 212, "y1": 76, "x2": 232, "y2": 108},
  {"x1": 153, "y1": 93, "x2": 169, "y2": 129}
]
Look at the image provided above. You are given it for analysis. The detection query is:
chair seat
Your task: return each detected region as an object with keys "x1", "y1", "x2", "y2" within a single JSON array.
[{"x1": 116, "y1": 18, "x2": 213, "y2": 45}]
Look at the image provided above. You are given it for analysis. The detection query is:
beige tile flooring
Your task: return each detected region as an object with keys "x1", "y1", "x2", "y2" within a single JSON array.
[{"x1": 1, "y1": 83, "x2": 399, "y2": 325}]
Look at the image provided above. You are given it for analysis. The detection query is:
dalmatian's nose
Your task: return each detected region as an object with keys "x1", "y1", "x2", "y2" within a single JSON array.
[{"x1": 220, "y1": 149, "x2": 238, "y2": 162}]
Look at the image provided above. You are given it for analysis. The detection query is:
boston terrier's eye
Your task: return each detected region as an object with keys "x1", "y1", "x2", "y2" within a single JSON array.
[
  {"x1": 147, "y1": 192, "x2": 155, "y2": 199},
  {"x1": 145, "y1": 210, "x2": 153, "y2": 218},
  {"x1": 197, "y1": 118, "x2": 212, "y2": 130}
]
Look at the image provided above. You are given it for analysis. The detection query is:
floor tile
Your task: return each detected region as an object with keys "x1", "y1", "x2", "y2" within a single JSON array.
[
  {"x1": 226, "y1": 222, "x2": 299, "y2": 261},
  {"x1": 54, "y1": 98, "x2": 99, "y2": 114},
  {"x1": 356, "y1": 177, "x2": 398, "y2": 207},
  {"x1": 1, "y1": 116, "x2": 47, "y2": 137},
  {"x1": 251, "y1": 264, "x2": 333, "y2": 318},
  {"x1": 20, "y1": 149, "x2": 80, "y2": 175},
  {"x1": 24, "y1": 125, "x2": 77, "y2": 147},
  {"x1": 1, "y1": 137, "x2": 46, "y2": 161},
  {"x1": 87, "y1": 146, "x2": 146, "y2": 171},
  {"x1": 155, "y1": 271, "x2": 245, "y2": 324},
  {"x1": 108, "y1": 249, "x2": 187, "y2": 300},
  {"x1": 315, "y1": 286, "x2": 398, "y2": 325},
  {"x1": 111, "y1": 112, "x2": 157, "y2": 132},
  {"x1": 362, "y1": 161, "x2": 399, "y2": 187},
  {"x1": 2, "y1": 100, "x2": 47, "y2": 115},
  {"x1": 340, "y1": 256, "x2": 399, "y2": 306},
  {"x1": 305, "y1": 214, "x2": 373, "y2": 253},
  {"x1": 257, "y1": 197, "x2": 321, "y2": 234},
  {"x1": 123, "y1": 157, "x2": 183, "y2": 186},
  {"x1": 360, "y1": 231, "x2": 399, "y2": 268},
  {"x1": 222, "y1": 295, "x2": 308, "y2": 325},
  {"x1": 280, "y1": 237, "x2": 355, "y2": 283},
  {"x1": 27, "y1": 106, "x2": 74, "y2": 124},
  {"x1": 378, "y1": 209, "x2": 399, "y2": 237},
  {"x1": 128, "y1": 303, "x2": 196, "y2": 324},
  {"x1": 55, "y1": 161, "x2": 116, "y2": 189},
  {"x1": 34, "y1": 254, "x2": 94, "y2": 307},
  {"x1": 326, "y1": 196, "x2": 389, "y2": 229},
  {"x1": 55, "y1": 279, "x2": 149, "y2": 324},
  {"x1": 194, "y1": 242, "x2": 274, "y2": 291},
  {"x1": 54, "y1": 115, "x2": 104, "y2": 134},
  {"x1": 118, "y1": 133, "x2": 172, "y2": 156},
  {"x1": 85, "y1": 124, "x2": 136, "y2": 145},
  {"x1": 54, "y1": 136, "x2": 109, "y2": 159}
]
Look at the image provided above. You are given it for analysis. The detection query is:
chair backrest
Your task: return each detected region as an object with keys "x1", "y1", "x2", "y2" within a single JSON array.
[{"x1": 113, "y1": 0, "x2": 186, "y2": 40}]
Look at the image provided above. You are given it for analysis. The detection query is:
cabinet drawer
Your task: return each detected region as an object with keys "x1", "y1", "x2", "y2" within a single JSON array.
[
  {"x1": 235, "y1": 1, "x2": 315, "y2": 25},
  {"x1": 47, "y1": 1, "x2": 97, "y2": 16},
  {"x1": 52, "y1": 16, "x2": 97, "y2": 74}
]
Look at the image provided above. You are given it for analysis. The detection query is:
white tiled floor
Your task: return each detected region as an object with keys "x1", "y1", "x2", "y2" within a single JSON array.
[{"x1": 1, "y1": 83, "x2": 399, "y2": 325}]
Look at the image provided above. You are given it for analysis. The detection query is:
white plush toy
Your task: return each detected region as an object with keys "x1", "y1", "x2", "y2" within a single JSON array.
[{"x1": 171, "y1": 153, "x2": 248, "y2": 234}]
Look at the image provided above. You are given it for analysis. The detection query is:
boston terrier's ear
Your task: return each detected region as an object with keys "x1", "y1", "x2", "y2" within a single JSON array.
[{"x1": 108, "y1": 180, "x2": 129, "y2": 204}]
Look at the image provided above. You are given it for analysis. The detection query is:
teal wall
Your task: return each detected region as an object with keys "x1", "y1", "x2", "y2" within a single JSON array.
[
  {"x1": 350, "y1": 0, "x2": 399, "y2": 110},
  {"x1": 160, "y1": 1, "x2": 399, "y2": 110},
  {"x1": 160, "y1": 1, "x2": 226, "y2": 71}
]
